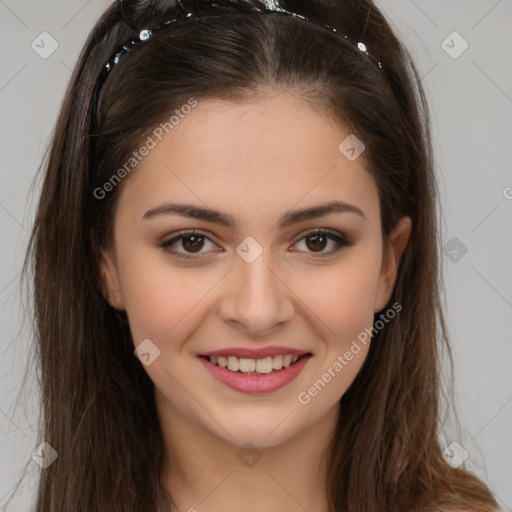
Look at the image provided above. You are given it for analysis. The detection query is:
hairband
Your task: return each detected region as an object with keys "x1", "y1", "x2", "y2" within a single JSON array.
[{"x1": 100, "y1": 0, "x2": 383, "y2": 88}]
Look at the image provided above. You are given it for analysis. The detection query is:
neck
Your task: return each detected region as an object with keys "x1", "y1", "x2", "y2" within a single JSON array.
[{"x1": 157, "y1": 392, "x2": 339, "y2": 512}]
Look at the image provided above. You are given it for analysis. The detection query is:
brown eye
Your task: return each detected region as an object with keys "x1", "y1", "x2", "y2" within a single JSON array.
[
  {"x1": 292, "y1": 230, "x2": 354, "y2": 257},
  {"x1": 305, "y1": 233, "x2": 328, "y2": 252},
  {"x1": 160, "y1": 230, "x2": 218, "y2": 258},
  {"x1": 181, "y1": 235, "x2": 205, "y2": 253}
]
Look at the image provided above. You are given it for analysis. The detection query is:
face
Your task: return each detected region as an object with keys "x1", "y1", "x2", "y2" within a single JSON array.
[{"x1": 100, "y1": 91, "x2": 411, "y2": 449}]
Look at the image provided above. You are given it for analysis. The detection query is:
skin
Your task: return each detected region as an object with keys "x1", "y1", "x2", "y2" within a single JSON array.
[{"x1": 100, "y1": 90, "x2": 412, "y2": 512}]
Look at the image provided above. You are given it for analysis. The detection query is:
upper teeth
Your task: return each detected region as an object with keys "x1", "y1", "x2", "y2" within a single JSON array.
[{"x1": 210, "y1": 354, "x2": 300, "y2": 374}]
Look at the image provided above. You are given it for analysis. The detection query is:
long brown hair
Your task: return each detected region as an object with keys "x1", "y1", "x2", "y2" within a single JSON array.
[{"x1": 12, "y1": 0, "x2": 499, "y2": 511}]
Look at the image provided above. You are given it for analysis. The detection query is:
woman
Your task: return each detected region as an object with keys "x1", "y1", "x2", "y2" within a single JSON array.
[{"x1": 17, "y1": 0, "x2": 499, "y2": 511}]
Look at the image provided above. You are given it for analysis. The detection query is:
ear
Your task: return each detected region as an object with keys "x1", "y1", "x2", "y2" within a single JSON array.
[
  {"x1": 374, "y1": 216, "x2": 412, "y2": 313},
  {"x1": 98, "y1": 249, "x2": 125, "y2": 311}
]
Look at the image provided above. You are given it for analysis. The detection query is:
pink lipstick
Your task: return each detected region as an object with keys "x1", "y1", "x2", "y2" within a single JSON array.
[{"x1": 198, "y1": 351, "x2": 312, "y2": 394}]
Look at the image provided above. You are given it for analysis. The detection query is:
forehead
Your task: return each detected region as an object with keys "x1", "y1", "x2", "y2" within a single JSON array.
[{"x1": 117, "y1": 93, "x2": 380, "y2": 227}]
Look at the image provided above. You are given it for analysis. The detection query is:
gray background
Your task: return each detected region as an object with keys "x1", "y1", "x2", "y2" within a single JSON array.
[{"x1": 0, "y1": 0, "x2": 511, "y2": 510}]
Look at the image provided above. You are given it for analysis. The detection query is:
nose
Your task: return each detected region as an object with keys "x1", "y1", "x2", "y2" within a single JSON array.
[{"x1": 217, "y1": 244, "x2": 295, "y2": 336}]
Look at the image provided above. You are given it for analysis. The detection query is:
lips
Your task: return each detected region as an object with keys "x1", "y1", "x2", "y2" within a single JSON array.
[
  {"x1": 199, "y1": 353, "x2": 312, "y2": 394},
  {"x1": 200, "y1": 346, "x2": 310, "y2": 359}
]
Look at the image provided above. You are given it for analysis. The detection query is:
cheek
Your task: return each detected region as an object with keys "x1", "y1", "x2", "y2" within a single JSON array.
[
  {"x1": 116, "y1": 248, "x2": 204, "y2": 345},
  {"x1": 292, "y1": 260, "x2": 378, "y2": 408},
  {"x1": 291, "y1": 250, "x2": 381, "y2": 343}
]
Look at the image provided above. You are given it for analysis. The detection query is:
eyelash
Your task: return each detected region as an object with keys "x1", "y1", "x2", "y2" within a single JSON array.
[{"x1": 159, "y1": 228, "x2": 355, "y2": 260}]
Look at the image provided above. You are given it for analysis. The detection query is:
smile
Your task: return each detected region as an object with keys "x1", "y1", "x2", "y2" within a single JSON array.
[
  {"x1": 198, "y1": 353, "x2": 312, "y2": 394},
  {"x1": 208, "y1": 354, "x2": 300, "y2": 374}
]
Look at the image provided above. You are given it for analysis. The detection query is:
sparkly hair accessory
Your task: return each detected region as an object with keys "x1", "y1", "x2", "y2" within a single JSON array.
[{"x1": 101, "y1": 0, "x2": 383, "y2": 86}]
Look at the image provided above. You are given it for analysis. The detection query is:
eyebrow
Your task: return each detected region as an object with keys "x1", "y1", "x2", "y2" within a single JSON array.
[{"x1": 141, "y1": 200, "x2": 367, "y2": 228}]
